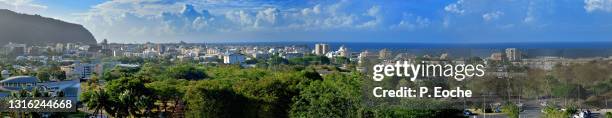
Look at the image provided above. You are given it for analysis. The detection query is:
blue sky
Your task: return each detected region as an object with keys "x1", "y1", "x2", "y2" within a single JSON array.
[{"x1": 1, "y1": 0, "x2": 612, "y2": 43}]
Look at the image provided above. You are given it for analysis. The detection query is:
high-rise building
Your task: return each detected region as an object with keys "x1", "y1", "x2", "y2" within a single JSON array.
[
  {"x1": 4, "y1": 42, "x2": 26, "y2": 55},
  {"x1": 156, "y1": 44, "x2": 165, "y2": 54},
  {"x1": 337, "y1": 45, "x2": 350, "y2": 57},
  {"x1": 55, "y1": 43, "x2": 64, "y2": 52},
  {"x1": 100, "y1": 39, "x2": 109, "y2": 49},
  {"x1": 314, "y1": 43, "x2": 329, "y2": 55},
  {"x1": 505, "y1": 48, "x2": 520, "y2": 61}
]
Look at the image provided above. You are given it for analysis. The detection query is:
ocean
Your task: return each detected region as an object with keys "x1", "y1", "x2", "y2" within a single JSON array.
[{"x1": 204, "y1": 42, "x2": 612, "y2": 58}]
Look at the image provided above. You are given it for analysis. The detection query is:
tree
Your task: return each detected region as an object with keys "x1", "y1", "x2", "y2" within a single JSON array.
[
  {"x1": 36, "y1": 69, "x2": 51, "y2": 82},
  {"x1": 334, "y1": 56, "x2": 349, "y2": 64},
  {"x1": 102, "y1": 66, "x2": 140, "y2": 81},
  {"x1": 166, "y1": 64, "x2": 207, "y2": 80},
  {"x1": 290, "y1": 73, "x2": 361, "y2": 118},
  {"x1": 135, "y1": 63, "x2": 164, "y2": 82},
  {"x1": 184, "y1": 80, "x2": 256, "y2": 118},
  {"x1": 268, "y1": 56, "x2": 288, "y2": 65},
  {"x1": 146, "y1": 79, "x2": 186, "y2": 114},
  {"x1": 82, "y1": 88, "x2": 111, "y2": 117},
  {"x1": 103, "y1": 76, "x2": 153, "y2": 117}
]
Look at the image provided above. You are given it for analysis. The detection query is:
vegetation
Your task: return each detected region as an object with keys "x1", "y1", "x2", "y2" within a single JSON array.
[
  {"x1": 77, "y1": 56, "x2": 467, "y2": 118},
  {"x1": 541, "y1": 105, "x2": 577, "y2": 118},
  {"x1": 501, "y1": 103, "x2": 519, "y2": 118}
]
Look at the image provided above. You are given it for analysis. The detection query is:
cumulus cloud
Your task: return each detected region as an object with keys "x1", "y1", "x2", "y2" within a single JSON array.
[
  {"x1": 301, "y1": 4, "x2": 321, "y2": 15},
  {"x1": 524, "y1": 2, "x2": 536, "y2": 23},
  {"x1": 358, "y1": 5, "x2": 383, "y2": 28},
  {"x1": 225, "y1": 10, "x2": 254, "y2": 26},
  {"x1": 255, "y1": 8, "x2": 280, "y2": 27},
  {"x1": 445, "y1": 0, "x2": 465, "y2": 15},
  {"x1": 585, "y1": 0, "x2": 612, "y2": 12},
  {"x1": 68, "y1": 0, "x2": 435, "y2": 42},
  {"x1": 0, "y1": 0, "x2": 47, "y2": 14},
  {"x1": 391, "y1": 13, "x2": 430, "y2": 30},
  {"x1": 482, "y1": 11, "x2": 503, "y2": 22}
]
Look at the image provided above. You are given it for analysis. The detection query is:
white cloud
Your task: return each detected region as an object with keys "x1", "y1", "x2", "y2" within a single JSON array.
[
  {"x1": 0, "y1": 0, "x2": 47, "y2": 14},
  {"x1": 482, "y1": 11, "x2": 503, "y2": 22},
  {"x1": 445, "y1": 0, "x2": 465, "y2": 15},
  {"x1": 366, "y1": 5, "x2": 380, "y2": 17},
  {"x1": 301, "y1": 4, "x2": 321, "y2": 15},
  {"x1": 225, "y1": 10, "x2": 254, "y2": 26},
  {"x1": 68, "y1": 0, "x2": 439, "y2": 42},
  {"x1": 358, "y1": 5, "x2": 383, "y2": 28},
  {"x1": 391, "y1": 13, "x2": 430, "y2": 30},
  {"x1": 585, "y1": 0, "x2": 612, "y2": 12},
  {"x1": 255, "y1": 8, "x2": 280, "y2": 27},
  {"x1": 524, "y1": 1, "x2": 536, "y2": 23}
]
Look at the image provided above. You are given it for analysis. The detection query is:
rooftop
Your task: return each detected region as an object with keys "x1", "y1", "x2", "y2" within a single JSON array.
[{"x1": 0, "y1": 76, "x2": 37, "y2": 84}]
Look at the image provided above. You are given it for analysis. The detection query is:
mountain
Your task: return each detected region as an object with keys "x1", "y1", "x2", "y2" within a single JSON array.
[{"x1": 0, "y1": 9, "x2": 96, "y2": 45}]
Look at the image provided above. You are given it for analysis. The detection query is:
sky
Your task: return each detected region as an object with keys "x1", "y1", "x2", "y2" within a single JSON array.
[{"x1": 1, "y1": 0, "x2": 612, "y2": 43}]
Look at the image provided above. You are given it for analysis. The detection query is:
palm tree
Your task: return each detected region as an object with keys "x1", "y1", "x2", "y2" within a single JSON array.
[
  {"x1": 136, "y1": 95, "x2": 155, "y2": 117},
  {"x1": 84, "y1": 89, "x2": 110, "y2": 117},
  {"x1": 116, "y1": 90, "x2": 140, "y2": 117},
  {"x1": 31, "y1": 87, "x2": 42, "y2": 97}
]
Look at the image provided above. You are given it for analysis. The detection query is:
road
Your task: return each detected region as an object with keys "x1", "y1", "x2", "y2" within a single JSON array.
[{"x1": 471, "y1": 99, "x2": 542, "y2": 118}]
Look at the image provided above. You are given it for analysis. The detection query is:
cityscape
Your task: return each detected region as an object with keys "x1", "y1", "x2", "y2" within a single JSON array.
[
  {"x1": 2, "y1": 0, "x2": 612, "y2": 118},
  {"x1": 2, "y1": 40, "x2": 612, "y2": 117}
]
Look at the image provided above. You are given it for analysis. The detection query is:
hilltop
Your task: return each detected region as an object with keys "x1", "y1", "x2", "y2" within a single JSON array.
[{"x1": 0, "y1": 9, "x2": 96, "y2": 45}]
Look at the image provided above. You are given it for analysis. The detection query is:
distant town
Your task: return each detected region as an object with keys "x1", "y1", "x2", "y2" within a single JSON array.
[{"x1": 2, "y1": 40, "x2": 610, "y2": 80}]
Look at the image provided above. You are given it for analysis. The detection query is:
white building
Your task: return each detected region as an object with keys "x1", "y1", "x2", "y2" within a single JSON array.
[
  {"x1": 60, "y1": 61, "x2": 96, "y2": 80},
  {"x1": 314, "y1": 43, "x2": 329, "y2": 56},
  {"x1": 505, "y1": 48, "x2": 521, "y2": 61},
  {"x1": 223, "y1": 53, "x2": 246, "y2": 64},
  {"x1": 338, "y1": 45, "x2": 350, "y2": 57}
]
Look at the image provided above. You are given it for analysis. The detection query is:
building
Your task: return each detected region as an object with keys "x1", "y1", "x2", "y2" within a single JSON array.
[
  {"x1": 379, "y1": 49, "x2": 391, "y2": 59},
  {"x1": 358, "y1": 50, "x2": 378, "y2": 64},
  {"x1": 505, "y1": 48, "x2": 521, "y2": 61},
  {"x1": 0, "y1": 76, "x2": 38, "y2": 92},
  {"x1": 54, "y1": 43, "x2": 64, "y2": 52},
  {"x1": 490, "y1": 53, "x2": 503, "y2": 61},
  {"x1": 1, "y1": 70, "x2": 10, "y2": 79},
  {"x1": 252, "y1": 52, "x2": 270, "y2": 60},
  {"x1": 60, "y1": 61, "x2": 96, "y2": 80},
  {"x1": 39, "y1": 79, "x2": 80, "y2": 98},
  {"x1": 338, "y1": 45, "x2": 350, "y2": 57},
  {"x1": 156, "y1": 44, "x2": 165, "y2": 54},
  {"x1": 440, "y1": 53, "x2": 449, "y2": 60},
  {"x1": 207, "y1": 48, "x2": 221, "y2": 55},
  {"x1": 0, "y1": 76, "x2": 80, "y2": 98},
  {"x1": 283, "y1": 52, "x2": 304, "y2": 59},
  {"x1": 4, "y1": 42, "x2": 26, "y2": 55},
  {"x1": 314, "y1": 43, "x2": 329, "y2": 56},
  {"x1": 223, "y1": 53, "x2": 246, "y2": 64}
]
